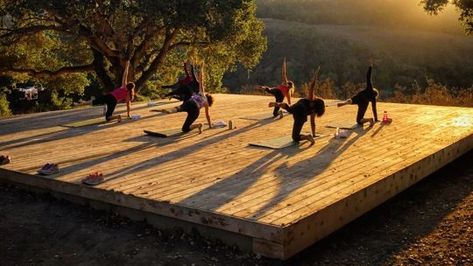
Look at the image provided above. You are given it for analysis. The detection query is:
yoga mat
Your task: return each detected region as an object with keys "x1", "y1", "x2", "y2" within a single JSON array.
[
  {"x1": 61, "y1": 117, "x2": 106, "y2": 128},
  {"x1": 249, "y1": 134, "x2": 324, "y2": 149},
  {"x1": 143, "y1": 128, "x2": 184, "y2": 138}
]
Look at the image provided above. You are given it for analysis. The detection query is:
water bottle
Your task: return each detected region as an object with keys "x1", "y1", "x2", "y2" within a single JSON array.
[
  {"x1": 383, "y1": 111, "x2": 388, "y2": 123},
  {"x1": 334, "y1": 127, "x2": 340, "y2": 138}
]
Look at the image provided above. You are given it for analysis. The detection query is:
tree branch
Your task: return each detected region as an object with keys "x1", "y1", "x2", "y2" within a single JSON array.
[
  {"x1": 92, "y1": 49, "x2": 115, "y2": 91},
  {"x1": 168, "y1": 40, "x2": 209, "y2": 50},
  {"x1": 135, "y1": 30, "x2": 178, "y2": 90},
  {"x1": 0, "y1": 24, "x2": 67, "y2": 42},
  {"x1": 0, "y1": 64, "x2": 94, "y2": 78}
]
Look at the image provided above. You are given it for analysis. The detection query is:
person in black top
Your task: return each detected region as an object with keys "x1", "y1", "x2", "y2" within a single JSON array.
[
  {"x1": 162, "y1": 62, "x2": 199, "y2": 102},
  {"x1": 337, "y1": 65, "x2": 379, "y2": 127},
  {"x1": 269, "y1": 68, "x2": 325, "y2": 145}
]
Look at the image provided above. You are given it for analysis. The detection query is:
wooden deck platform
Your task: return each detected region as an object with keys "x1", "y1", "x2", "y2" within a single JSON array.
[{"x1": 1, "y1": 94, "x2": 472, "y2": 259}]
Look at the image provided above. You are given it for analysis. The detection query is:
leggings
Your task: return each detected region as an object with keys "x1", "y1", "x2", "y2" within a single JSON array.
[
  {"x1": 92, "y1": 94, "x2": 117, "y2": 121},
  {"x1": 265, "y1": 88, "x2": 284, "y2": 117},
  {"x1": 165, "y1": 85, "x2": 194, "y2": 102},
  {"x1": 165, "y1": 80, "x2": 200, "y2": 102},
  {"x1": 179, "y1": 100, "x2": 200, "y2": 132},
  {"x1": 356, "y1": 101, "x2": 369, "y2": 125},
  {"x1": 291, "y1": 114, "x2": 306, "y2": 142}
]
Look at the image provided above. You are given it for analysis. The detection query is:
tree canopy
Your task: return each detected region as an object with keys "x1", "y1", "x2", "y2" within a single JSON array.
[
  {"x1": 0, "y1": 0, "x2": 266, "y2": 92},
  {"x1": 422, "y1": 0, "x2": 473, "y2": 34}
]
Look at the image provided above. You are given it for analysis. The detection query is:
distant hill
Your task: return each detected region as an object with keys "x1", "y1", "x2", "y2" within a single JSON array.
[
  {"x1": 255, "y1": 0, "x2": 464, "y2": 34},
  {"x1": 223, "y1": 18, "x2": 473, "y2": 94}
]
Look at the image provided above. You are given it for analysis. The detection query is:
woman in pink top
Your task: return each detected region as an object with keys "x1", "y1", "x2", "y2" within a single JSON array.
[
  {"x1": 77, "y1": 61, "x2": 135, "y2": 122},
  {"x1": 260, "y1": 58, "x2": 294, "y2": 118}
]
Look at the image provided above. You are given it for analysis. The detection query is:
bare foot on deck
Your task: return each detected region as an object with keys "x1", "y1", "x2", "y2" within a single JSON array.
[
  {"x1": 308, "y1": 135, "x2": 315, "y2": 146},
  {"x1": 197, "y1": 123, "x2": 203, "y2": 134},
  {"x1": 278, "y1": 110, "x2": 284, "y2": 119},
  {"x1": 368, "y1": 118, "x2": 374, "y2": 127}
]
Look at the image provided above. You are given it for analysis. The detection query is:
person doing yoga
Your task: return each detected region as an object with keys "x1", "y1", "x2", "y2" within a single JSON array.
[
  {"x1": 156, "y1": 63, "x2": 214, "y2": 133},
  {"x1": 337, "y1": 65, "x2": 379, "y2": 127},
  {"x1": 261, "y1": 58, "x2": 294, "y2": 118},
  {"x1": 163, "y1": 62, "x2": 199, "y2": 102},
  {"x1": 75, "y1": 61, "x2": 134, "y2": 122},
  {"x1": 269, "y1": 68, "x2": 325, "y2": 145}
]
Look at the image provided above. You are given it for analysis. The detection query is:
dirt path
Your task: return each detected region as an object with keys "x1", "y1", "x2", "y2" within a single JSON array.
[{"x1": 1, "y1": 151, "x2": 472, "y2": 265}]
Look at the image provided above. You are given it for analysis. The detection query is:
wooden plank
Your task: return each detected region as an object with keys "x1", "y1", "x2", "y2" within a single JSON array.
[
  {"x1": 0, "y1": 168, "x2": 285, "y2": 244},
  {"x1": 239, "y1": 112, "x2": 282, "y2": 121},
  {"x1": 0, "y1": 94, "x2": 471, "y2": 260},
  {"x1": 61, "y1": 117, "x2": 107, "y2": 128},
  {"x1": 281, "y1": 136, "x2": 473, "y2": 259}
]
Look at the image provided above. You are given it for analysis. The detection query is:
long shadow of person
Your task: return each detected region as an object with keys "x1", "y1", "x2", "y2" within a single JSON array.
[
  {"x1": 176, "y1": 143, "x2": 311, "y2": 211},
  {"x1": 0, "y1": 101, "x2": 174, "y2": 149},
  {"x1": 248, "y1": 128, "x2": 367, "y2": 220},
  {"x1": 88, "y1": 117, "x2": 278, "y2": 185}
]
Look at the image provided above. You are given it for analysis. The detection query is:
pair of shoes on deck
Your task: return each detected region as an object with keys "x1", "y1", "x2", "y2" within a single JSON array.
[
  {"x1": 82, "y1": 172, "x2": 104, "y2": 186},
  {"x1": 0, "y1": 155, "x2": 11, "y2": 165},
  {"x1": 38, "y1": 163, "x2": 59, "y2": 175}
]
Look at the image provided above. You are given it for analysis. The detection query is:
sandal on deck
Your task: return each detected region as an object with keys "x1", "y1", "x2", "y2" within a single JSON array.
[
  {"x1": 82, "y1": 172, "x2": 104, "y2": 186},
  {"x1": 0, "y1": 155, "x2": 11, "y2": 165}
]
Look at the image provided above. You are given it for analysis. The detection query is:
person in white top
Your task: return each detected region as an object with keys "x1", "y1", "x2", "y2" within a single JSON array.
[{"x1": 154, "y1": 63, "x2": 214, "y2": 133}]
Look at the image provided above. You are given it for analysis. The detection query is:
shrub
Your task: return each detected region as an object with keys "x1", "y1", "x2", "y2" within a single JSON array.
[{"x1": 0, "y1": 93, "x2": 12, "y2": 117}]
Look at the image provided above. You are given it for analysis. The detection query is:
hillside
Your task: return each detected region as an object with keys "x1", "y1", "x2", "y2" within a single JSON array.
[{"x1": 223, "y1": 18, "x2": 473, "y2": 95}]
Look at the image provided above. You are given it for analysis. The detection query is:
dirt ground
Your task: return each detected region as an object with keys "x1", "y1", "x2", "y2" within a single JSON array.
[{"x1": 1, "y1": 150, "x2": 472, "y2": 266}]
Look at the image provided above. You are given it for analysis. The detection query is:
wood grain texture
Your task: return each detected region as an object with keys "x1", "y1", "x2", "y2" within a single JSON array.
[{"x1": 1, "y1": 94, "x2": 472, "y2": 259}]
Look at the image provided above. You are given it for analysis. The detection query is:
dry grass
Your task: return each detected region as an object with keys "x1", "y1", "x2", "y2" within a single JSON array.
[
  {"x1": 388, "y1": 79, "x2": 473, "y2": 107},
  {"x1": 240, "y1": 78, "x2": 472, "y2": 108}
]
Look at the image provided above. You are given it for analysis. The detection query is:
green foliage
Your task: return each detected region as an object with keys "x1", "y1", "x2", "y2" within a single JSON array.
[
  {"x1": 49, "y1": 89, "x2": 72, "y2": 110},
  {"x1": 0, "y1": 0, "x2": 266, "y2": 96},
  {"x1": 0, "y1": 92, "x2": 11, "y2": 117},
  {"x1": 422, "y1": 0, "x2": 473, "y2": 34}
]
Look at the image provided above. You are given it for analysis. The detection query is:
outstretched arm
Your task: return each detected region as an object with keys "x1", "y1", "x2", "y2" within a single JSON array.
[
  {"x1": 281, "y1": 57, "x2": 288, "y2": 84},
  {"x1": 191, "y1": 64, "x2": 197, "y2": 82},
  {"x1": 308, "y1": 66, "x2": 321, "y2": 101},
  {"x1": 366, "y1": 65, "x2": 373, "y2": 91},
  {"x1": 126, "y1": 98, "x2": 131, "y2": 118},
  {"x1": 184, "y1": 62, "x2": 190, "y2": 77},
  {"x1": 199, "y1": 63, "x2": 205, "y2": 94},
  {"x1": 205, "y1": 105, "x2": 211, "y2": 128},
  {"x1": 123, "y1": 61, "x2": 132, "y2": 117},
  {"x1": 371, "y1": 99, "x2": 378, "y2": 122},
  {"x1": 122, "y1": 61, "x2": 130, "y2": 88},
  {"x1": 310, "y1": 113, "x2": 316, "y2": 137}
]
